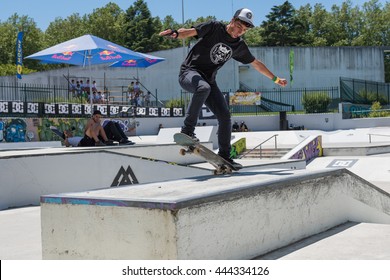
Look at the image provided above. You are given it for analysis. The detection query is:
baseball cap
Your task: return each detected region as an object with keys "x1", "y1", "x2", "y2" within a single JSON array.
[{"x1": 233, "y1": 8, "x2": 254, "y2": 28}]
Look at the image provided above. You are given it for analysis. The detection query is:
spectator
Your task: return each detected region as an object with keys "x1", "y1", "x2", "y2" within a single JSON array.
[
  {"x1": 232, "y1": 121, "x2": 239, "y2": 132},
  {"x1": 240, "y1": 121, "x2": 248, "y2": 132},
  {"x1": 70, "y1": 79, "x2": 76, "y2": 97},
  {"x1": 92, "y1": 80, "x2": 98, "y2": 93},
  {"x1": 145, "y1": 92, "x2": 151, "y2": 107},
  {"x1": 78, "y1": 110, "x2": 109, "y2": 146}
]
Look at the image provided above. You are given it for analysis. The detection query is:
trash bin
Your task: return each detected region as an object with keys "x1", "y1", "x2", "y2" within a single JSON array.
[{"x1": 279, "y1": 111, "x2": 288, "y2": 130}]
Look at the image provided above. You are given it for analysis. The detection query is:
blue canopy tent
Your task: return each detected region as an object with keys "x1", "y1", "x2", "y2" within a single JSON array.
[{"x1": 26, "y1": 34, "x2": 147, "y2": 111}]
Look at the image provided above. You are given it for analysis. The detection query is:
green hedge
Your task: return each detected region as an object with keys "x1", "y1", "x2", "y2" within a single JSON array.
[{"x1": 302, "y1": 92, "x2": 331, "y2": 113}]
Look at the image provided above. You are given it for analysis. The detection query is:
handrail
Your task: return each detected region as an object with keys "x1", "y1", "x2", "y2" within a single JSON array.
[
  {"x1": 368, "y1": 133, "x2": 390, "y2": 143},
  {"x1": 239, "y1": 134, "x2": 278, "y2": 159}
]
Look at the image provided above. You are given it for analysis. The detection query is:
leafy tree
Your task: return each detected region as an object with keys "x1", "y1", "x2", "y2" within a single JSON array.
[
  {"x1": 260, "y1": 1, "x2": 308, "y2": 46},
  {"x1": 0, "y1": 63, "x2": 36, "y2": 76},
  {"x1": 87, "y1": 3, "x2": 127, "y2": 46},
  {"x1": 329, "y1": 1, "x2": 363, "y2": 46},
  {"x1": 44, "y1": 14, "x2": 87, "y2": 47},
  {"x1": 244, "y1": 27, "x2": 265, "y2": 47},
  {"x1": 124, "y1": 0, "x2": 163, "y2": 52},
  {"x1": 0, "y1": 13, "x2": 44, "y2": 70},
  {"x1": 352, "y1": 0, "x2": 388, "y2": 46}
]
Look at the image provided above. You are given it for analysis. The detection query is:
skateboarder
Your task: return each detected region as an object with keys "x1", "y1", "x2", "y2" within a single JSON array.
[{"x1": 160, "y1": 8, "x2": 287, "y2": 169}]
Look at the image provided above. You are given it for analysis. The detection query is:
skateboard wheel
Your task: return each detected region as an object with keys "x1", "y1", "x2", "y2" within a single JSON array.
[
  {"x1": 193, "y1": 147, "x2": 200, "y2": 154},
  {"x1": 179, "y1": 148, "x2": 186, "y2": 156}
]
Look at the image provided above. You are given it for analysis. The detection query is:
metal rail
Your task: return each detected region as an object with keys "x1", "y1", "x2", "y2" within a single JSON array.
[{"x1": 239, "y1": 134, "x2": 278, "y2": 159}]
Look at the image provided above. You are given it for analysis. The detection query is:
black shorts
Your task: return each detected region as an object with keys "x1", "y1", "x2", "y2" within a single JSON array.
[{"x1": 78, "y1": 135, "x2": 95, "y2": 147}]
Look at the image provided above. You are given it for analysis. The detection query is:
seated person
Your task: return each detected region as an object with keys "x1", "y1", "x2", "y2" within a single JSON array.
[
  {"x1": 240, "y1": 121, "x2": 248, "y2": 132},
  {"x1": 232, "y1": 121, "x2": 239, "y2": 132},
  {"x1": 51, "y1": 115, "x2": 135, "y2": 147},
  {"x1": 78, "y1": 110, "x2": 109, "y2": 147},
  {"x1": 103, "y1": 121, "x2": 134, "y2": 145}
]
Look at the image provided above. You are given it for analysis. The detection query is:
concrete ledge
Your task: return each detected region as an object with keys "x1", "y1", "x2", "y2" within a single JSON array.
[
  {"x1": 323, "y1": 143, "x2": 390, "y2": 156},
  {"x1": 0, "y1": 141, "x2": 62, "y2": 150},
  {"x1": 40, "y1": 169, "x2": 390, "y2": 259}
]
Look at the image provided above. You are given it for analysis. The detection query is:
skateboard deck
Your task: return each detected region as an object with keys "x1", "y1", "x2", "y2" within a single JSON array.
[
  {"x1": 174, "y1": 132, "x2": 238, "y2": 174},
  {"x1": 50, "y1": 126, "x2": 65, "y2": 139}
]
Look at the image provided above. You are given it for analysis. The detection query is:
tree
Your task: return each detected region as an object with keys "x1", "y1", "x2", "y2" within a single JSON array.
[
  {"x1": 327, "y1": 1, "x2": 363, "y2": 46},
  {"x1": 352, "y1": 0, "x2": 388, "y2": 46},
  {"x1": 44, "y1": 14, "x2": 87, "y2": 47},
  {"x1": 87, "y1": 3, "x2": 127, "y2": 46},
  {"x1": 124, "y1": 0, "x2": 163, "y2": 52},
  {"x1": 259, "y1": 1, "x2": 308, "y2": 46},
  {"x1": 0, "y1": 13, "x2": 44, "y2": 69}
]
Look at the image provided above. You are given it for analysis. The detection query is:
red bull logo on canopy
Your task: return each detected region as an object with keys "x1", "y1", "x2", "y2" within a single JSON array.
[
  {"x1": 51, "y1": 51, "x2": 74, "y2": 61},
  {"x1": 99, "y1": 50, "x2": 123, "y2": 61}
]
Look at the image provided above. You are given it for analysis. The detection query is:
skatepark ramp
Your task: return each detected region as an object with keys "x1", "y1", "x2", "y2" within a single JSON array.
[{"x1": 40, "y1": 168, "x2": 390, "y2": 259}]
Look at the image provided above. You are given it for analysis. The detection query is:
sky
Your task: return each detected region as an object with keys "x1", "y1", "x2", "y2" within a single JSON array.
[{"x1": 0, "y1": 0, "x2": 388, "y2": 31}]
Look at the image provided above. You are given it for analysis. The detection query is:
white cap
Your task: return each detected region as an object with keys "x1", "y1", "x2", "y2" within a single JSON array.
[{"x1": 233, "y1": 8, "x2": 254, "y2": 28}]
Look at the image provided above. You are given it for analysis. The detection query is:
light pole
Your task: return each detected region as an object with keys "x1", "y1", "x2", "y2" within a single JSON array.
[{"x1": 182, "y1": 0, "x2": 186, "y2": 57}]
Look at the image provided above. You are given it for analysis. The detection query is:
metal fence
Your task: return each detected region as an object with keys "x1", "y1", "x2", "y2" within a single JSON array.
[
  {"x1": 0, "y1": 82, "x2": 163, "y2": 107},
  {"x1": 340, "y1": 77, "x2": 390, "y2": 105},
  {"x1": 181, "y1": 86, "x2": 340, "y2": 115},
  {"x1": 0, "y1": 82, "x2": 80, "y2": 103}
]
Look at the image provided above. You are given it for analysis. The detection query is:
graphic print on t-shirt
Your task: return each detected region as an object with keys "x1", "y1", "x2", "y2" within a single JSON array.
[{"x1": 210, "y1": 43, "x2": 232, "y2": 64}]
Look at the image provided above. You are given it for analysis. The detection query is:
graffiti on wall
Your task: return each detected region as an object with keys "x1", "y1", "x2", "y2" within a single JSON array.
[
  {"x1": 0, "y1": 117, "x2": 137, "y2": 143},
  {"x1": 289, "y1": 136, "x2": 323, "y2": 163},
  {"x1": 0, "y1": 119, "x2": 27, "y2": 142},
  {"x1": 39, "y1": 118, "x2": 87, "y2": 142}
]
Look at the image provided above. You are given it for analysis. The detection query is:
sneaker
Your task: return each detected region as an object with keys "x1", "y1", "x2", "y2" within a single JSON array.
[
  {"x1": 95, "y1": 140, "x2": 106, "y2": 146},
  {"x1": 119, "y1": 139, "x2": 135, "y2": 145},
  {"x1": 181, "y1": 130, "x2": 199, "y2": 142},
  {"x1": 222, "y1": 157, "x2": 243, "y2": 170}
]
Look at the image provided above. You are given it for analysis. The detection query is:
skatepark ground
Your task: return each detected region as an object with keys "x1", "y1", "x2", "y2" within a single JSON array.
[{"x1": 1, "y1": 127, "x2": 390, "y2": 260}]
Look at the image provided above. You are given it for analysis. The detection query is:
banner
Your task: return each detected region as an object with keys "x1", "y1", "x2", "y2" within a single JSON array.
[
  {"x1": 16, "y1": 31, "x2": 24, "y2": 79},
  {"x1": 229, "y1": 92, "x2": 261, "y2": 105},
  {"x1": 289, "y1": 49, "x2": 294, "y2": 85}
]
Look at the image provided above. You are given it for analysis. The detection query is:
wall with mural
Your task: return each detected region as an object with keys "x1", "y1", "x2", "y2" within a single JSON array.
[
  {"x1": 288, "y1": 136, "x2": 323, "y2": 163},
  {"x1": 0, "y1": 117, "x2": 136, "y2": 143}
]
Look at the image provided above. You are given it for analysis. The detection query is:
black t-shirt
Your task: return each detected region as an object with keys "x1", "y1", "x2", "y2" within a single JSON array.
[{"x1": 180, "y1": 20, "x2": 255, "y2": 83}]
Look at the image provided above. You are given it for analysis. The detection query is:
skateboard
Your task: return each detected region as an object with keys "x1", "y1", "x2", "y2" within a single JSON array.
[
  {"x1": 174, "y1": 132, "x2": 238, "y2": 175},
  {"x1": 50, "y1": 126, "x2": 65, "y2": 139}
]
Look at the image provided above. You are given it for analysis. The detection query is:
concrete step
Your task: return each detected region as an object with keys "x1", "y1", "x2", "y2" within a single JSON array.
[{"x1": 241, "y1": 148, "x2": 291, "y2": 159}]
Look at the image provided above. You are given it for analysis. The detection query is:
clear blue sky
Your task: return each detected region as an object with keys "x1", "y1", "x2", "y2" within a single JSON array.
[{"x1": 0, "y1": 0, "x2": 388, "y2": 31}]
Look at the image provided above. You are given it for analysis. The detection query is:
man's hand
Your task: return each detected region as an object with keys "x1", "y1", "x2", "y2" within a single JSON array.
[
  {"x1": 276, "y1": 78, "x2": 288, "y2": 87},
  {"x1": 159, "y1": 29, "x2": 179, "y2": 39}
]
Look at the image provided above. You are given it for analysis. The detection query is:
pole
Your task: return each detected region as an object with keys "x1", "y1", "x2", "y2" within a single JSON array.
[
  {"x1": 88, "y1": 51, "x2": 93, "y2": 114},
  {"x1": 182, "y1": 0, "x2": 186, "y2": 58}
]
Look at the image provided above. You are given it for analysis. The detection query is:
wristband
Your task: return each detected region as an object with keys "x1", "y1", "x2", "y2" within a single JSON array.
[
  {"x1": 171, "y1": 30, "x2": 179, "y2": 38},
  {"x1": 165, "y1": 29, "x2": 179, "y2": 38},
  {"x1": 272, "y1": 76, "x2": 281, "y2": 84}
]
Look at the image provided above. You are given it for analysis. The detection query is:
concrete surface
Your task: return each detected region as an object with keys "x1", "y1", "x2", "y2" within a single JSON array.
[{"x1": 1, "y1": 127, "x2": 390, "y2": 260}]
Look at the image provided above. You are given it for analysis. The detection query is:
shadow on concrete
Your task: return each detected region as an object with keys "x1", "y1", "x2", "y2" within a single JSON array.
[{"x1": 254, "y1": 222, "x2": 359, "y2": 260}]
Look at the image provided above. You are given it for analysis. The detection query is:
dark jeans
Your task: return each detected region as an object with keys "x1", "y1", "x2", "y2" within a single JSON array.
[
  {"x1": 104, "y1": 121, "x2": 126, "y2": 142},
  {"x1": 78, "y1": 135, "x2": 95, "y2": 147},
  {"x1": 179, "y1": 69, "x2": 231, "y2": 158}
]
